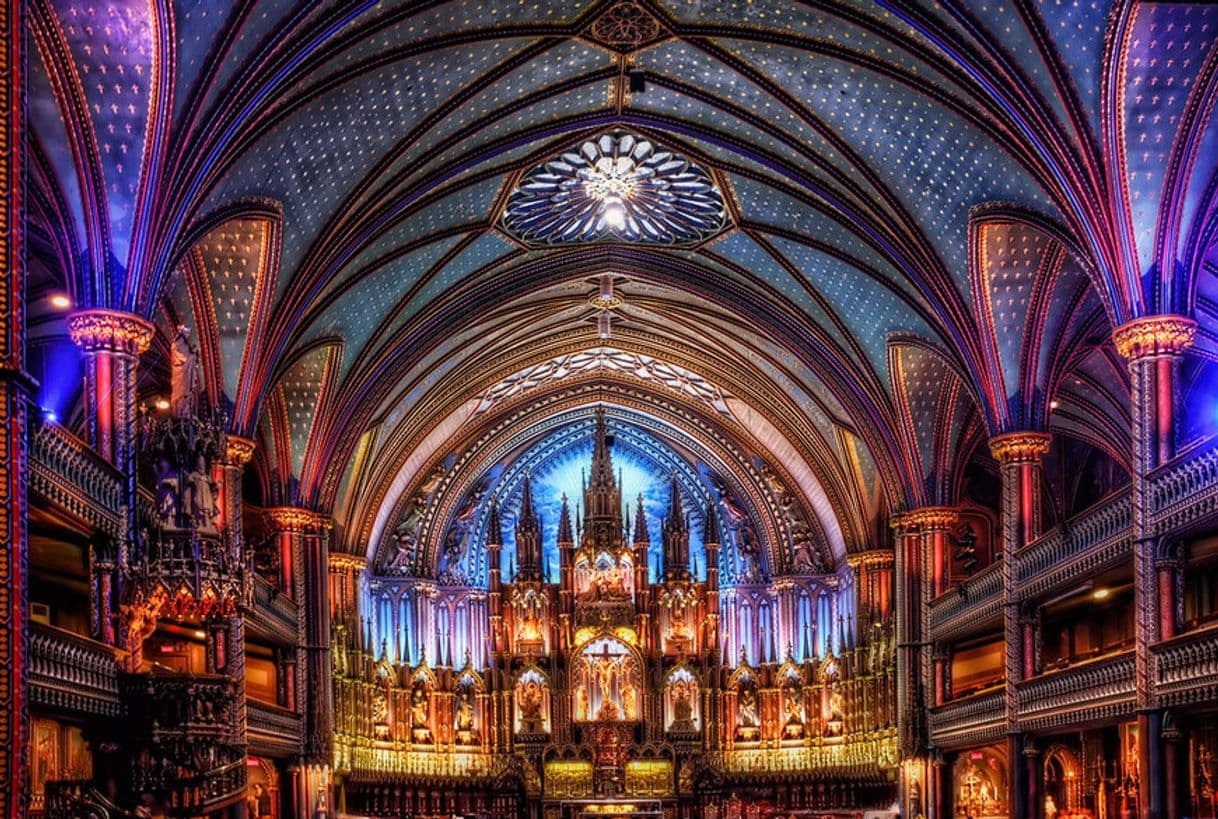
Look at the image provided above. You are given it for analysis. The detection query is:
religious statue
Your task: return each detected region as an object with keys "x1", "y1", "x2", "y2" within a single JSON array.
[
  {"x1": 620, "y1": 680, "x2": 638, "y2": 720},
  {"x1": 737, "y1": 524, "x2": 762, "y2": 582},
  {"x1": 455, "y1": 687, "x2": 478, "y2": 744},
  {"x1": 517, "y1": 680, "x2": 545, "y2": 733},
  {"x1": 783, "y1": 682, "x2": 805, "y2": 738},
  {"x1": 669, "y1": 679, "x2": 696, "y2": 732},
  {"x1": 790, "y1": 524, "x2": 823, "y2": 573},
  {"x1": 410, "y1": 685, "x2": 432, "y2": 743},
  {"x1": 386, "y1": 523, "x2": 417, "y2": 573},
  {"x1": 170, "y1": 325, "x2": 202, "y2": 419},
  {"x1": 372, "y1": 691, "x2": 390, "y2": 740},
  {"x1": 184, "y1": 454, "x2": 220, "y2": 533},
  {"x1": 825, "y1": 684, "x2": 845, "y2": 737},
  {"x1": 737, "y1": 686, "x2": 759, "y2": 731},
  {"x1": 576, "y1": 686, "x2": 590, "y2": 722}
]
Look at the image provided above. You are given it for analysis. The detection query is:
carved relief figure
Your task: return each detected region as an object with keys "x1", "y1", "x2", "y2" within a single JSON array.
[{"x1": 410, "y1": 684, "x2": 432, "y2": 743}]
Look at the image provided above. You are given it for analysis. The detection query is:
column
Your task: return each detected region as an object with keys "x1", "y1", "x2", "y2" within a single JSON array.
[
  {"x1": 990, "y1": 431, "x2": 1051, "y2": 819},
  {"x1": 1113, "y1": 315, "x2": 1196, "y2": 819},
  {"x1": 0, "y1": 1, "x2": 28, "y2": 811},
  {"x1": 221, "y1": 436, "x2": 256, "y2": 777},
  {"x1": 893, "y1": 507, "x2": 957, "y2": 819}
]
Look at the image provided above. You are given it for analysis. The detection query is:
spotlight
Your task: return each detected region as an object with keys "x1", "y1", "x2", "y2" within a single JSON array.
[
  {"x1": 49, "y1": 293, "x2": 72, "y2": 310},
  {"x1": 1049, "y1": 399, "x2": 1060, "y2": 410},
  {"x1": 154, "y1": 398, "x2": 171, "y2": 411},
  {"x1": 42, "y1": 408, "x2": 58, "y2": 424},
  {"x1": 1092, "y1": 588, "x2": 1110, "y2": 600},
  {"x1": 193, "y1": 630, "x2": 207, "y2": 639}
]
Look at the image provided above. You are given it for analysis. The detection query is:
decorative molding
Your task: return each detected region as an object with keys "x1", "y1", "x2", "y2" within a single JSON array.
[
  {"x1": 66, "y1": 309, "x2": 155, "y2": 356},
  {"x1": 988, "y1": 431, "x2": 1051, "y2": 465},
  {"x1": 889, "y1": 506, "x2": 959, "y2": 533},
  {"x1": 265, "y1": 507, "x2": 332, "y2": 533},
  {"x1": 1112, "y1": 315, "x2": 1197, "y2": 360},
  {"x1": 225, "y1": 435, "x2": 256, "y2": 466},
  {"x1": 329, "y1": 553, "x2": 368, "y2": 572}
]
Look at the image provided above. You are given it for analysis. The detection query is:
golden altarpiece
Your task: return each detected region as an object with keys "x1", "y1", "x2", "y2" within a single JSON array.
[{"x1": 330, "y1": 411, "x2": 899, "y2": 817}]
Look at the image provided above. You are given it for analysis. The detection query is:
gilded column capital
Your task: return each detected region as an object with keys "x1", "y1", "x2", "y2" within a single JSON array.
[
  {"x1": 988, "y1": 431, "x2": 1051, "y2": 465},
  {"x1": 846, "y1": 549, "x2": 895, "y2": 570},
  {"x1": 264, "y1": 506, "x2": 332, "y2": 534},
  {"x1": 329, "y1": 553, "x2": 367, "y2": 573},
  {"x1": 1112, "y1": 315, "x2": 1196, "y2": 361},
  {"x1": 67, "y1": 309, "x2": 154, "y2": 356},
  {"x1": 890, "y1": 506, "x2": 959, "y2": 533},
  {"x1": 225, "y1": 435, "x2": 256, "y2": 466}
]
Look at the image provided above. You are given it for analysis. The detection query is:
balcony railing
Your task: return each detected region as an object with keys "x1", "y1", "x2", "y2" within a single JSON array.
[
  {"x1": 927, "y1": 688, "x2": 1004, "y2": 750},
  {"x1": 928, "y1": 562, "x2": 1003, "y2": 641},
  {"x1": 1153, "y1": 622, "x2": 1218, "y2": 708},
  {"x1": 247, "y1": 699, "x2": 303, "y2": 756},
  {"x1": 247, "y1": 575, "x2": 299, "y2": 645},
  {"x1": 30, "y1": 422, "x2": 125, "y2": 538},
  {"x1": 1016, "y1": 489, "x2": 1132, "y2": 601},
  {"x1": 30, "y1": 622, "x2": 120, "y2": 718},
  {"x1": 1016, "y1": 649, "x2": 1135, "y2": 732},
  {"x1": 1151, "y1": 434, "x2": 1218, "y2": 535}
]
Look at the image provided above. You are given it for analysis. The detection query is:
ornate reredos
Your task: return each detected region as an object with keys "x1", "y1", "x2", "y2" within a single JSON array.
[{"x1": 371, "y1": 401, "x2": 833, "y2": 585}]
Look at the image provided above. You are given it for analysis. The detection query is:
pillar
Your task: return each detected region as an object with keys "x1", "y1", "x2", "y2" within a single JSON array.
[
  {"x1": 266, "y1": 508, "x2": 334, "y2": 766},
  {"x1": 990, "y1": 431, "x2": 1052, "y2": 819},
  {"x1": 893, "y1": 507, "x2": 958, "y2": 819},
  {"x1": 1113, "y1": 315, "x2": 1196, "y2": 819},
  {"x1": 0, "y1": 1, "x2": 28, "y2": 810}
]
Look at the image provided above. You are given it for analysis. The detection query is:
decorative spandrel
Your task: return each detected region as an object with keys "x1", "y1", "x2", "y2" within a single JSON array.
[{"x1": 502, "y1": 132, "x2": 729, "y2": 246}]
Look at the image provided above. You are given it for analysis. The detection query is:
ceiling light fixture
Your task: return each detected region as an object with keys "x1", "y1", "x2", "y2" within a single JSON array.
[
  {"x1": 1092, "y1": 588, "x2": 1110, "y2": 600},
  {"x1": 49, "y1": 293, "x2": 72, "y2": 310}
]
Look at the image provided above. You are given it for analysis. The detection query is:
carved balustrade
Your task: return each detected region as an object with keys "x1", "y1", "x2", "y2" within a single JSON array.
[
  {"x1": 247, "y1": 699, "x2": 304, "y2": 756},
  {"x1": 1015, "y1": 650, "x2": 1135, "y2": 732},
  {"x1": 927, "y1": 689, "x2": 1004, "y2": 750},
  {"x1": 30, "y1": 622, "x2": 120, "y2": 717},
  {"x1": 927, "y1": 562, "x2": 1003, "y2": 641},
  {"x1": 1152, "y1": 622, "x2": 1218, "y2": 708},
  {"x1": 708, "y1": 728, "x2": 898, "y2": 779},
  {"x1": 44, "y1": 780, "x2": 135, "y2": 819},
  {"x1": 246, "y1": 574, "x2": 299, "y2": 645},
  {"x1": 30, "y1": 422, "x2": 124, "y2": 538},
  {"x1": 119, "y1": 671, "x2": 247, "y2": 814},
  {"x1": 1150, "y1": 433, "x2": 1218, "y2": 534},
  {"x1": 1015, "y1": 489, "x2": 1132, "y2": 601}
]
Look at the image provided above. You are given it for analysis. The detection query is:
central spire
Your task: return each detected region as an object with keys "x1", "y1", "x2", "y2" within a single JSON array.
[{"x1": 582, "y1": 406, "x2": 623, "y2": 545}]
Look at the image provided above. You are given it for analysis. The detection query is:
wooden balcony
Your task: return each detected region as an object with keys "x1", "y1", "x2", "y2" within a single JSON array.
[
  {"x1": 30, "y1": 622, "x2": 120, "y2": 718},
  {"x1": 1016, "y1": 649, "x2": 1135, "y2": 732},
  {"x1": 1150, "y1": 433, "x2": 1218, "y2": 536},
  {"x1": 246, "y1": 574, "x2": 300, "y2": 645},
  {"x1": 247, "y1": 699, "x2": 304, "y2": 757},
  {"x1": 927, "y1": 562, "x2": 1002, "y2": 642},
  {"x1": 927, "y1": 688, "x2": 1004, "y2": 750},
  {"x1": 1153, "y1": 622, "x2": 1218, "y2": 709},
  {"x1": 1015, "y1": 489, "x2": 1132, "y2": 601},
  {"x1": 29, "y1": 422, "x2": 124, "y2": 538}
]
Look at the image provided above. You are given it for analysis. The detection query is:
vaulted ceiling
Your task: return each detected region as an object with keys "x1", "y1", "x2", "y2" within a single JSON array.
[{"x1": 25, "y1": 0, "x2": 1218, "y2": 571}]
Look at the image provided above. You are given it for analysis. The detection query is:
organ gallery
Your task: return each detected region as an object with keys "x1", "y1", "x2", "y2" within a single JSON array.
[{"x1": 5, "y1": 0, "x2": 1218, "y2": 817}]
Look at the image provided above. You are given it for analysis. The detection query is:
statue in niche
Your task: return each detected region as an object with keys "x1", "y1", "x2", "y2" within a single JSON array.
[
  {"x1": 371, "y1": 691, "x2": 390, "y2": 741},
  {"x1": 783, "y1": 681, "x2": 805, "y2": 739},
  {"x1": 184, "y1": 454, "x2": 220, "y2": 533},
  {"x1": 454, "y1": 685, "x2": 478, "y2": 744},
  {"x1": 824, "y1": 683, "x2": 845, "y2": 737},
  {"x1": 410, "y1": 685, "x2": 432, "y2": 744},
  {"x1": 669, "y1": 678, "x2": 696, "y2": 732},
  {"x1": 154, "y1": 456, "x2": 180, "y2": 527},
  {"x1": 576, "y1": 686, "x2": 590, "y2": 721},
  {"x1": 736, "y1": 685, "x2": 760, "y2": 740},
  {"x1": 439, "y1": 526, "x2": 470, "y2": 584},
  {"x1": 517, "y1": 679, "x2": 545, "y2": 733},
  {"x1": 620, "y1": 679, "x2": 638, "y2": 720},
  {"x1": 170, "y1": 325, "x2": 202, "y2": 419}
]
